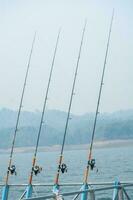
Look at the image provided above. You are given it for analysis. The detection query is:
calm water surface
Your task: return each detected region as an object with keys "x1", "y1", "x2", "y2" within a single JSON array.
[{"x1": 0, "y1": 145, "x2": 133, "y2": 199}]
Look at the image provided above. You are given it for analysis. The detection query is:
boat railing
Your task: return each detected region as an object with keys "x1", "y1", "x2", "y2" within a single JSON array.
[
  {"x1": 24, "y1": 182, "x2": 133, "y2": 200},
  {"x1": 1, "y1": 181, "x2": 132, "y2": 200}
]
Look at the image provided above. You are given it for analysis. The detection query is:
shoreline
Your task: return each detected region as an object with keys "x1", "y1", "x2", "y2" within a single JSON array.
[{"x1": 0, "y1": 139, "x2": 133, "y2": 154}]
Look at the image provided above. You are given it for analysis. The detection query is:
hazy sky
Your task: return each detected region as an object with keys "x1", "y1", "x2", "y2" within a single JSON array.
[{"x1": 0, "y1": 0, "x2": 132, "y2": 114}]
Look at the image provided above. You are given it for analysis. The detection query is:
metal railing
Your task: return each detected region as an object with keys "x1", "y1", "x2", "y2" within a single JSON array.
[
  {"x1": 23, "y1": 182, "x2": 133, "y2": 200},
  {"x1": 0, "y1": 181, "x2": 132, "y2": 200}
]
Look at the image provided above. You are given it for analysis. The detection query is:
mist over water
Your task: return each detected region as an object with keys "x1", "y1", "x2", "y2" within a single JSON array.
[{"x1": 0, "y1": 145, "x2": 133, "y2": 199}]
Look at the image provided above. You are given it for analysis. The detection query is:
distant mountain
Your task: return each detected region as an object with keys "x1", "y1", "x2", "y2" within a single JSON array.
[{"x1": 0, "y1": 108, "x2": 133, "y2": 148}]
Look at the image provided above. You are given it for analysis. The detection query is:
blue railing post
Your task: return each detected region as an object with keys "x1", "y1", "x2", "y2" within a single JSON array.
[
  {"x1": 53, "y1": 184, "x2": 60, "y2": 195},
  {"x1": 2, "y1": 185, "x2": 9, "y2": 200},
  {"x1": 112, "y1": 180, "x2": 120, "y2": 200},
  {"x1": 25, "y1": 184, "x2": 33, "y2": 199},
  {"x1": 80, "y1": 183, "x2": 88, "y2": 200}
]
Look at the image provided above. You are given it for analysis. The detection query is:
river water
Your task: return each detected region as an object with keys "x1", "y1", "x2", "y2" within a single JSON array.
[{"x1": 0, "y1": 145, "x2": 133, "y2": 199}]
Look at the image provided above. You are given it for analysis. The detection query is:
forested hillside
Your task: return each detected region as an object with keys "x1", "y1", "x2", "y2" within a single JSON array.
[{"x1": 0, "y1": 108, "x2": 133, "y2": 148}]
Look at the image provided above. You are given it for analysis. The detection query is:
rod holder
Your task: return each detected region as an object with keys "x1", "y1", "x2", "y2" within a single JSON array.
[
  {"x1": 112, "y1": 180, "x2": 124, "y2": 200},
  {"x1": 53, "y1": 184, "x2": 60, "y2": 195},
  {"x1": 26, "y1": 184, "x2": 33, "y2": 199},
  {"x1": 80, "y1": 184, "x2": 88, "y2": 200},
  {"x1": 2, "y1": 185, "x2": 9, "y2": 200}
]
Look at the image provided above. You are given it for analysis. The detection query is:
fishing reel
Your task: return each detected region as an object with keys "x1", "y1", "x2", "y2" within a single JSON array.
[
  {"x1": 88, "y1": 159, "x2": 96, "y2": 170},
  {"x1": 32, "y1": 165, "x2": 42, "y2": 176},
  {"x1": 58, "y1": 163, "x2": 67, "y2": 174},
  {"x1": 8, "y1": 165, "x2": 17, "y2": 175}
]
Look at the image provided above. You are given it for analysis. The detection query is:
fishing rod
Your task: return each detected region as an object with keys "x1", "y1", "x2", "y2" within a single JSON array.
[
  {"x1": 83, "y1": 10, "x2": 114, "y2": 186},
  {"x1": 54, "y1": 21, "x2": 87, "y2": 190},
  {"x1": 2, "y1": 32, "x2": 36, "y2": 200},
  {"x1": 6, "y1": 32, "x2": 36, "y2": 184},
  {"x1": 25, "y1": 29, "x2": 61, "y2": 199}
]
